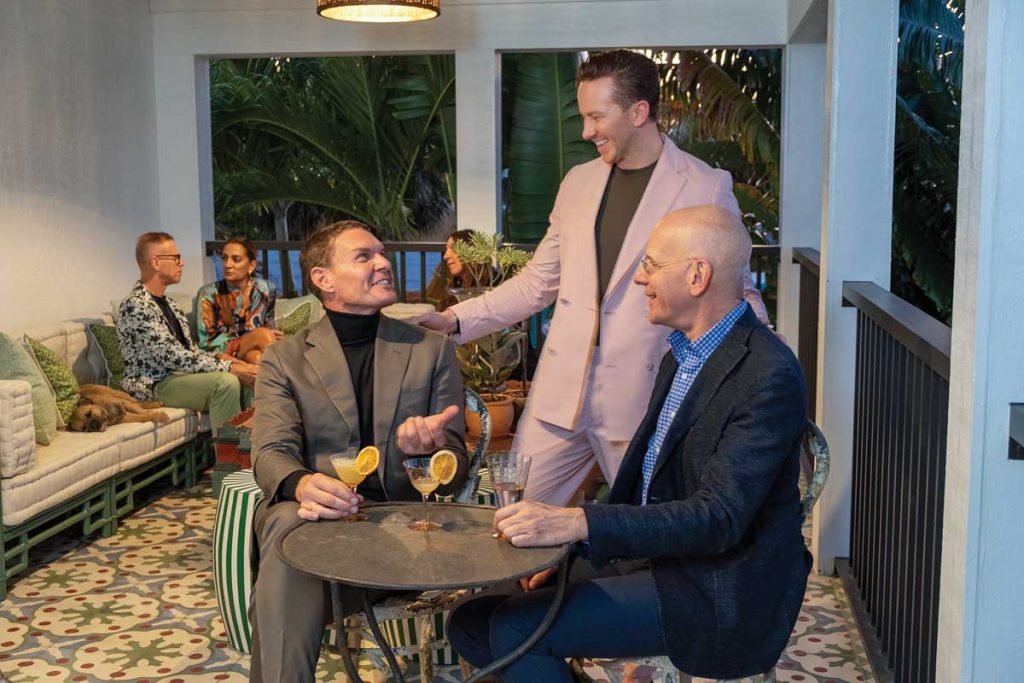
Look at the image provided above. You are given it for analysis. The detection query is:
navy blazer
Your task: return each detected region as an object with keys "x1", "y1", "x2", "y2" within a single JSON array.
[{"x1": 583, "y1": 307, "x2": 811, "y2": 679}]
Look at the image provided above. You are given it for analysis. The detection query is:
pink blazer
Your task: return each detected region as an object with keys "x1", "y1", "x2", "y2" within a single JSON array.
[{"x1": 453, "y1": 137, "x2": 762, "y2": 440}]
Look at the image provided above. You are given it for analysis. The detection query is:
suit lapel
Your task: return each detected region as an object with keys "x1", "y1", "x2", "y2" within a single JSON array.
[
  {"x1": 372, "y1": 316, "x2": 412, "y2": 482},
  {"x1": 603, "y1": 138, "x2": 690, "y2": 301},
  {"x1": 649, "y1": 310, "x2": 756, "y2": 481},
  {"x1": 305, "y1": 317, "x2": 360, "y2": 437}
]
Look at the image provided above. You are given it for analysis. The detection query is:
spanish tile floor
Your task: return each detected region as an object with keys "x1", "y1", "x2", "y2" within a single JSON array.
[{"x1": 0, "y1": 475, "x2": 874, "y2": 683}]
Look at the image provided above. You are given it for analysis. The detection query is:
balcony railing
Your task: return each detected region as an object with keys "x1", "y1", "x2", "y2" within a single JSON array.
[
  {"x1": 836, "y1": 281, "x2": 951, "y2": 683},
  {"x1": 793, "y1": 248, "x2": 820, "y2": 421}
]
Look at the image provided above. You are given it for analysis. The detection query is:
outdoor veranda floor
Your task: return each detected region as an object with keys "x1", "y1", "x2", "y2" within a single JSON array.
[{"x1": 0, "y1": 474, "x2": 874, "y2": 683}]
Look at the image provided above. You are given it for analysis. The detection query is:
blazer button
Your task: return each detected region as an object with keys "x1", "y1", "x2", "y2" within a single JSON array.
[{"x1": 646, "y1": 363, "x2": 654, "y2": 371}]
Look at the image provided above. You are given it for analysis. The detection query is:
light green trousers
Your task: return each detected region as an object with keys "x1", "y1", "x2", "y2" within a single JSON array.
[{"x1": 154, "y1": 371, "x2": 243, "y2": 432}]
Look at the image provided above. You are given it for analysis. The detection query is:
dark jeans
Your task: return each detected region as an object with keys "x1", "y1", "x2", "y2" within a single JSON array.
[{"x1": 446, "y1": 559, "x2": 665, "y2": 682}]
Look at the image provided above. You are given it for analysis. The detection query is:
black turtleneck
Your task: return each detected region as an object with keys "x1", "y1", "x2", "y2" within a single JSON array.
[{"x1": 280, "y1": 309, "x2": 384, "y2": 503}]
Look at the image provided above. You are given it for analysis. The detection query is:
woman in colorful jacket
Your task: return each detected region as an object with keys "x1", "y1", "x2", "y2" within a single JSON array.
[{"x1": 196, "y1": 237, "x2": 281, "y2": 365}]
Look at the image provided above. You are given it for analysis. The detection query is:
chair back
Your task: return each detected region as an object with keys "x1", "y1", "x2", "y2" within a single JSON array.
[
  {"x1": 800, "y1": 420, "x2": 830, "y2": 521},
  {"x1": 454, "y1": 387, "x2": 491, "y2": 503}
]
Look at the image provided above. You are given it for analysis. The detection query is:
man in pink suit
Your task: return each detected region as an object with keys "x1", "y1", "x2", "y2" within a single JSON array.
[{"x1": 414, "y1": 50, "x2": 767, "y2": 506}]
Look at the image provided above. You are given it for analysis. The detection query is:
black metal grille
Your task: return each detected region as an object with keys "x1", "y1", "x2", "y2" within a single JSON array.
[{"x1": 841, "y1": 281, "x2": 951, "y2": 683}]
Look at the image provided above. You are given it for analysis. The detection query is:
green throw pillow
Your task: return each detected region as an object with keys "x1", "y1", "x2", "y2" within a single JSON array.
[
  {"x1": 25, "y1": 336, "x2": 80, "y2": 427},
  {"x1": 89, "y1": 324, "x2": 126, "y2": 392},
  {"x1": 0, "y1": 333, "x2": 59, "y2": 445},
  {"x1": 278, "y1": 302, "x2": 312, "y2": 336}
]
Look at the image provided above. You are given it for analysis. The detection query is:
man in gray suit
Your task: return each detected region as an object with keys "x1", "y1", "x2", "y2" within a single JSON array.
[{"x1": 249, "y1": 220, "x2": 468, "y2": 682}]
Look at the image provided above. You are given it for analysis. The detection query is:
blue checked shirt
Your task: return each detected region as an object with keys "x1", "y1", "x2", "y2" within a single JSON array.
[{"x1": 640, "y1": 301, "x2": 749, "y2": 504}]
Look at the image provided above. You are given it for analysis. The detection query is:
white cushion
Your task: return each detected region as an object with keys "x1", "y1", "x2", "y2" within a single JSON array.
[
  {"x1": 19, "y1": 320, "x2": 108, "y2": 386},
  {"x1": 2, "y1": 431, "x2": 120, "y2": 526},
  {"x1": 0, "y1": 380, "x2": 37, "y2": 478},
  {"x1": 277, "y1": 294, "x2": 324, "y2": 323},
  {"x1": 118, "y1": 407, "x2": 195, "y2": 471}
]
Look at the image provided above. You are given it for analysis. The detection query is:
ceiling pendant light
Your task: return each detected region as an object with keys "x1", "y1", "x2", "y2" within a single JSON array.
[{"x1": 316, "y1": 0, "x2": 440, "y2": 23}]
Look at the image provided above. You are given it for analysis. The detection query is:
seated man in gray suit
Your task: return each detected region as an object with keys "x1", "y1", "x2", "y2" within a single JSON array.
[
  {"x1": 249, "y1": 220, "x2": 468, "y2": 682},
  {"x1": 448, "y1": 206, "x2": 811, "y2": 682}
]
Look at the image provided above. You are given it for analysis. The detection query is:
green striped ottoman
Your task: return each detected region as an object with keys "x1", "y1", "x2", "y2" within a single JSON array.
[
  {"x1": 212, "y1": 469, "x2": 263, "y2": 654},
  {"x1": 474, "y1": 467, "x2": 497, "y2": 507}
]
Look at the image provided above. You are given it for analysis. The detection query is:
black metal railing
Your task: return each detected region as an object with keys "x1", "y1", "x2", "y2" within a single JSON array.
[
  {"x1": 837, "y1": 280, "x2": 951, "y2": 683},
  {"x1": 792, "y1": 248, "x2": 820, "y2": 421}
]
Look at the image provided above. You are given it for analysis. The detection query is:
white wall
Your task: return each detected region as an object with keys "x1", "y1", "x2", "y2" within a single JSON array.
[
  {"x1": 151, "y1": 0, "x2": 789, "y2": 292},
  {"x1": 0, "y1": 1, "x2": 159, "y2": 332}
]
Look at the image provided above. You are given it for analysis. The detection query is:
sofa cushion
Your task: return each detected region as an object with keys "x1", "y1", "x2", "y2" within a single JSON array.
[
  {"x1": 277, "y1": 302, "x2": 312, "y2": 336},
  {"x1": 118, "y1": 407, "x2": 196, "y2": 472},
  {"x1": 20, "y1": 320, "x2": 109, "y2": 386},
  {"x1": 1, "y1": 430, "x2": 121, "y2": 526},
  {"x1": 88, "y1": 324, "x2": 126, "y2": 392},
  {"x1": 0, "y1": 380, "x2": 38, "y2": 478},
  {"x1": 277, "y1": 294, "x2": 324, "y2": 323},
  {"x1": 0, "y1": 333, "x2": 58, "y2": 445},
  {"x1": 24, "y1": 335, "x2": 80, "y2": 427}
]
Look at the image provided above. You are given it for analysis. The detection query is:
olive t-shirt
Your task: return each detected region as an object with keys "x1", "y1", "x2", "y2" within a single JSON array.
[{"x1": 594, "y1": 160, "x2": 658, "y2": 302}]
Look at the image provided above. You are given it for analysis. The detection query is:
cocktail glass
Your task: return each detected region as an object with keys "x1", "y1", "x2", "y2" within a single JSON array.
[
  {"x1": 331, "y1": 448, "x2": 368, "y2": 522},
  {"x1": 402, "y1": 458, "x2": 441, "y2": 531}
]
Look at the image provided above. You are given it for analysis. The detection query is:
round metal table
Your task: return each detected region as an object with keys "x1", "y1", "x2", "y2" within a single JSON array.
[{"x1": 278, "y1": 502, "x2": 570, "y2": 682}]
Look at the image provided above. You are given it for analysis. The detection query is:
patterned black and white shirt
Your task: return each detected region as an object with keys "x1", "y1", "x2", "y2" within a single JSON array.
[{"x1": 117, "y1": 282, "x2": 231, "y2": 400}]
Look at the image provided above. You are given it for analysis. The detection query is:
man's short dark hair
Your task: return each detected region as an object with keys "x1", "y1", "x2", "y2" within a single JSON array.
[
  {"x1": 135, "y1": 232, "x2": 175, "y2": 268},
  {"x1": 300, "y1": 220, "x2": 376, "y2": 300},
  {"x1": 576, "y1": 50, "x2": 660, "y2": 117}
]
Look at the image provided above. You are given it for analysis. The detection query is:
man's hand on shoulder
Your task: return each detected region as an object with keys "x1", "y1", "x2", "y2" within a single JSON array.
[
  {"x1": 228, "y1": 359, "x2": 259, "y2": 388},
  {"x1": 408, "y1": 309, "x2": 459, "y2": 335},
  {"x1": 494, "y1": 501, "x2": 588, "y2": 548},
  {"x1": 396, "y1": 405, "x2": 461, "y2": 454},
  {"x1": 294, "y1": 473, "x2": 361, "y2": 521}
]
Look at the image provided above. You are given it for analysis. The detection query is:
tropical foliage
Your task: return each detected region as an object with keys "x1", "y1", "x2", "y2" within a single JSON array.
[{"x1": 210, "y1": 55, "x2": 456, "y2": 241}]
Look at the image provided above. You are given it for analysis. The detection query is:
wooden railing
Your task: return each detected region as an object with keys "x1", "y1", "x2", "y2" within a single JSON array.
[
  {"x1": 837, "y1": 281, "x2": 951, "y2": 683},
  {"x1": 792, "y1": 248, "x2": 820, "y2": 421}
]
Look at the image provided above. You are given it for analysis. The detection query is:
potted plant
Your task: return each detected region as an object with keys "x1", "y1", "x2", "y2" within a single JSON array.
[{"x1": 448, "y1": 233, "x2": 531, "y2": 437}]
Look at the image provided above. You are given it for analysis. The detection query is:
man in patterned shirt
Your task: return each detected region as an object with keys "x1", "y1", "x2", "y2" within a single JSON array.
[
  {"x1": 448, "y1": 206, "x2": 810, "y2": 682},
  {"x1": 117, "y1": 232, "x2": 259, "y2": 430}
]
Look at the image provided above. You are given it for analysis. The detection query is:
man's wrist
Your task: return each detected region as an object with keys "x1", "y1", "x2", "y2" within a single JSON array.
[{"x1": 573, "y1": 507, "x2": 589, "y2": 542}]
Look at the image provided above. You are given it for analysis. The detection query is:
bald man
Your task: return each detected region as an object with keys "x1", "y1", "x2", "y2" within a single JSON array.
[{"x1": 448, "y1": 206, "x2": 811, "y2": 682}]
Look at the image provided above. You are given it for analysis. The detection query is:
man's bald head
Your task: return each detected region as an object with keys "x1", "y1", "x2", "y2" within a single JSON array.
[{"x1": 649, "y1": 205, "x2": 751, "y2": 296}]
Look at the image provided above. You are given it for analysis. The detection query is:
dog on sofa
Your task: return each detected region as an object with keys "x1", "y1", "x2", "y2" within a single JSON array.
[{"x1": 68, "y1": 385, "x2": 170, "y2": 432}]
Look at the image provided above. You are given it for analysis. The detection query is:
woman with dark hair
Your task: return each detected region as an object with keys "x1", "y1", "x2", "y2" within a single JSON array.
[
  {"x1": 196, "y1": 237, "x2": 281, "y2": 365},
  {"x1": 425, "y1": 229, "x2": 489, "y2": 309}
]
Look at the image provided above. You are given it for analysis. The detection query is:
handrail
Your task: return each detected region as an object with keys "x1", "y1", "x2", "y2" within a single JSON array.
[
  {"x1": 841, "y1": 281, "x2": 951, "y2": 380},
  {"x1": 792, "y1": 247, "x2": 820, "y2": 277}
]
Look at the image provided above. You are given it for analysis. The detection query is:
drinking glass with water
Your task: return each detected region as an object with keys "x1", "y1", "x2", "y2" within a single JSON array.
[{"x1": 488, "y1": 451, "x2": 532, "y2": 508}]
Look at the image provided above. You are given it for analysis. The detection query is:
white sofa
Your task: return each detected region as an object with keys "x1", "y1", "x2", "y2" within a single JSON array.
[{"x1": 0, "y1": 296, "x2": 434, "y2": 599}]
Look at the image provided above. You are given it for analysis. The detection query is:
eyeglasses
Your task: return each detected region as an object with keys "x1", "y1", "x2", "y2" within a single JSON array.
[
  {"x1": 639, "y1": 256, "x2": 697, "y2": 275},
  {"x1": 154, "y1": 254, "x2": 182, "y2": 265}
]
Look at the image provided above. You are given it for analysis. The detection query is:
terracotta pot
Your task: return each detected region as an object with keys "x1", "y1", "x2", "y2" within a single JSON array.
[{"x1": 465, "y1": 396, "x2": 515, "y2": 439}]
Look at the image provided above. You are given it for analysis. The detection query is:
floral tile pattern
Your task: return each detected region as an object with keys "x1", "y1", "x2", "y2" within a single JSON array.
[{"x1": 0, "y1": 476, "x2": 873, "y2": 682}]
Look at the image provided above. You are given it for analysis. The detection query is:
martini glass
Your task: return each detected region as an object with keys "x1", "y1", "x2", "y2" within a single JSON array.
[{"x1": 402, "y1": 458, "x2": 441, "y2": 531}]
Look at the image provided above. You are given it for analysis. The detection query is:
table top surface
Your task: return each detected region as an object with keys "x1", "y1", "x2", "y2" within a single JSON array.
[{"x1": 278, "y1": 503, "x2": 568, "y2": 591}]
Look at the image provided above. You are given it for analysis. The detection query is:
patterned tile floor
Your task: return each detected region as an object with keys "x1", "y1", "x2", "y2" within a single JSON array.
[{"x1": 0, "y1": 476, "x2": 874, "y2": 682}]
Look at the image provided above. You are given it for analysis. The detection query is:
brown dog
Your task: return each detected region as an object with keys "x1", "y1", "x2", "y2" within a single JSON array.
[{"x1": 68, "y1": 385, "x2": 170, "y2": 432}]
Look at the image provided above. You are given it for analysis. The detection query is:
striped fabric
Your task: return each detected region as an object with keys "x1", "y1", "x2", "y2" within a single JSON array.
[
  {"x1": 474, "y1": 467, "x2": 497, "y2": 507},
  {"x1": 380, "y1": 609, "x2": 457, "y2": 665},
  {"x1": 212, "y1": 469, "x2": 263, "y2": 654}
]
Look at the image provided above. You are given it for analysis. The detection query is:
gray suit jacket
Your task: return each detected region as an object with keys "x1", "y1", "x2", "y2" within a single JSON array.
[{"x1": 251, "y1": 314, "x2": 468, "y2": 503}]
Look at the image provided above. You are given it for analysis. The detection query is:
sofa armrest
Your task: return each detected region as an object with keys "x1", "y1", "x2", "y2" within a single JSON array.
[{"x1": 0, "y1": 379, "x2": 38, "y2": 478}]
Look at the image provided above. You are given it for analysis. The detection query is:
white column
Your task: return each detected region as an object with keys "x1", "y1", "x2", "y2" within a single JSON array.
[
  {"x1": 455, "y1": 48, "x2": 500, "y2": 236},
  {"x1": 778, "y1": 42, "x2": 826, "y2": 346},
  {"x1": 937, "y1": 1, "x2": 1024, "y2": 680},
  {"x1": 813, "y1": 0, "x2": 898, "y2": 573}
]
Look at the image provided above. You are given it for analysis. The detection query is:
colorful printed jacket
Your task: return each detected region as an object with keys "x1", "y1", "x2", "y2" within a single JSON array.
[
  {"x1": 117, "y1": 282, "x2": 231, "y2": 400},
  {"x1": 195, "y1": 277, "x2": 277, "y2": 352}
]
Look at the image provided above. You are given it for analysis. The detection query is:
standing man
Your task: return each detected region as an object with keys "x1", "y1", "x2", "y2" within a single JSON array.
[
  {"x1": 117, "y1": 232, "x2": 258, "y2": 431},
  {"x1": 448, "y1": 206, "x2": 810, "y2": 682},
  {"x1": 248, "y1": 221, "x2": 468, "y2": 682},
  {"x1": 414, "y1": 50, "x2": 768, "y2": 504}
]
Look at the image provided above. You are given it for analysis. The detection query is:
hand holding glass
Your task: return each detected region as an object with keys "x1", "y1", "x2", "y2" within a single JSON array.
[{"x1": 488, "y1": 452, "x2": 532, "y2": 538}]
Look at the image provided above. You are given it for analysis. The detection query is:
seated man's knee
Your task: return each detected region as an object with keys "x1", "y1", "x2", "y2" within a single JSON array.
[{"x1": 212, "y1": 371, "x2": 241, "y2": 394}]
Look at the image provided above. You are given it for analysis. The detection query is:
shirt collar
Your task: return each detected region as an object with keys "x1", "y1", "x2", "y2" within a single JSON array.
[{"x1": 667, "y1": 301, "x2": 749, "y2": 362}]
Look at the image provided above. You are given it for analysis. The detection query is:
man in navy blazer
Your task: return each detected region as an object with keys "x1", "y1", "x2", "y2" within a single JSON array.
[{"x1": 447, "y1": 205, "x2": 811, "y2": 681}]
